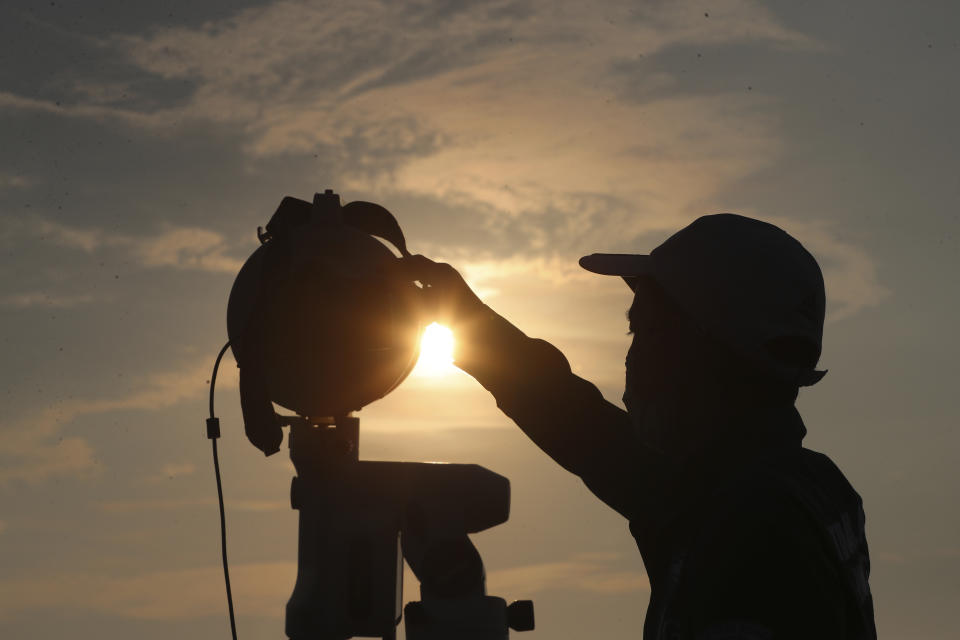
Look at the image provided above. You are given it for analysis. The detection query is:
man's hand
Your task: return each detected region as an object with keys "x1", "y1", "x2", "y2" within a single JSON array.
[{"x1": 396, "y1": 255, "x2": 486, "y2": 328}]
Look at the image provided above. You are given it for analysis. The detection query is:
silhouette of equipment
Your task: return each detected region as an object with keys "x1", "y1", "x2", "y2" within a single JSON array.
[
  {"x1": 224, "y1": 190, "x2": 534, "y2": 639},
  {"x1": 227, "y1": 190, "x2": 422, "y2": 455}
]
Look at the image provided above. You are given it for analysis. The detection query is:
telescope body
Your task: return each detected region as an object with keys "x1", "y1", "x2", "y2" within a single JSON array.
[{"x1": 227, "y1": 191, "x2": 422, "y2": 455}]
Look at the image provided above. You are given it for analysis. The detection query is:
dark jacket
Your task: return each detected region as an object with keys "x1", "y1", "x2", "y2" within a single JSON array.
[{"x1": 455, "y1": 306, "x2": 877, "y2": 639}]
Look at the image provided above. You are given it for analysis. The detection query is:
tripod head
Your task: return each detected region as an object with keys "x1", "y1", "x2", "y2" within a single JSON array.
[{"x1": 283, "y1": 414, "x2": 521, "y2": 639}]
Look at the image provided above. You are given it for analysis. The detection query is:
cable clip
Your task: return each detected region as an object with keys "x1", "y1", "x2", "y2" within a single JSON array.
[{"x1": 206, "y1": 417, "x2": 222, "y2": 440}]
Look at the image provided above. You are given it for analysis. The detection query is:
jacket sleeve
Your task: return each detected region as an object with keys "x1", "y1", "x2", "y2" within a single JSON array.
[{"x1": 451, "y1": 305, "x2": 664, "y2": 520}]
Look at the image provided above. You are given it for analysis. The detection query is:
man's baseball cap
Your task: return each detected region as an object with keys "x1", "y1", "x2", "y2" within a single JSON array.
[{"x1": 579, "y1": 213, "x2": 827, "y2": 387}]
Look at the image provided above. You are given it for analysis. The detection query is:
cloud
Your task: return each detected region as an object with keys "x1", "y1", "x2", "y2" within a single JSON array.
[
  {"x1": 443, "y1": 213, "x2": 890, "y2": 323},
  {"x1": 36, "y1": 219, "x2": 103, "y2": 252},
  {"x1": 0, "y1": 292, "x2": 95, "y2": 309},
  {"x1": 20, "y1": 217, "x2": 243, "y2": 274},
  {"x1": 487, "y1": 552, "x2": 648, "y2": 596},
  {"x1": 100, "y1": 0, "x2": 892, "y2": 322},
  {"x1": 100, "y1": 0, "x2": 813, "y2": 237},
  {"x1": 133, "y1": 227, "x2": 244, "y2": 273},
  {"x1": 763, "y1": 216, "x2": 891, "y2": 321},
  {"x1": 0, "y1": 90, "x2": 174, "y2": 129},
  {"x1": 70, "y1": 80, "x2": 139, "y2": 106},
  {"x1": 458, "y1": 254, "x2": 597, "y2": 294},
  {"x1": 160, "y1": 462, "x2": 195, "y2": 478},
  {"x1": 0, "y1": 172, "x2": 33, "y2": 189},
  {"x1": 0, "y1": 357, "x2": 237, "y2": 486},
  {"x1": 4, "y1": 2, "x2": 814, "y2": 227},
  {"x1": 0, "y1": 562, "x2": 296, "y2": 620},
  {"x1": 0, "y1": 437, "x2": 97, "y2": 487},
  {"x1": 146, "y1": 461, "x2": 197, "y2": 483},
  {"x1": 1, "y1": 1, "x2": 818, "y2": 137},
  {"x1": 0, "y1": 2, "x2": 846, "y2": 285}
]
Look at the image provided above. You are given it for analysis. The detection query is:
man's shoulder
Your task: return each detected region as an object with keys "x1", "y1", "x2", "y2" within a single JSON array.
[
  {"x1": 705, "y1": 465, "x2": 822, "y2": 549},
  {"x1": 699, "y1": 447, "x2": 864, "y2": 553},
  {"x1": 765, "y1": 447, "x2": 865, "y2": 530},
  {"x1": 690, "y1": 447, "x2": 875, "y2": 637},
  {"x1": 690, "y1": 445, "x2": 872, "y2": 607},
  {"x1": 674, "y1": 454, "x2": 853, "y2": 640},
  {"x1": 726, "y1": 447, "x2": 862, "y2": 511}
]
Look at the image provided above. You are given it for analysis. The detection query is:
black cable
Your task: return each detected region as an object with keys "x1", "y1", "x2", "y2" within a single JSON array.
[
  {"x1": 212, "y1": 438, "x2": 238, "y2": 640},
  {"x1": 207, "y1": 340, "x2": 238, "y2": 640},
  {"x1": 209, "y1": 341, "x2": 231, "y2": 420}
]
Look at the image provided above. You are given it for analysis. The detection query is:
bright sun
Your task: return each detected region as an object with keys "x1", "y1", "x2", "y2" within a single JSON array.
[{"x1": 412, "y1": 322, "x2": 456, "y2": 377}]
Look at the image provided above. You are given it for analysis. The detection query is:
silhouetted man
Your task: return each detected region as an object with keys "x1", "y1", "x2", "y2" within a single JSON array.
[{"x1": 400, "y1": 214, "x2": 877, "y2": 639}]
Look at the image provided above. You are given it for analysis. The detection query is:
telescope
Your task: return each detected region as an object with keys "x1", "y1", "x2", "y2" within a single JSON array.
[{"x1": 217, "y1": 189, "x2": 534, "y2": 639}]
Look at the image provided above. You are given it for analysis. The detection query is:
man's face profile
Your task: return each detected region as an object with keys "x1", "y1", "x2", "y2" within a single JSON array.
[
  {"x1": 624, "y1": 278, "x2": 690, "y2": 452},
  {"x1": 623, "y1": 277, "x2": 734, "y2": 456}
]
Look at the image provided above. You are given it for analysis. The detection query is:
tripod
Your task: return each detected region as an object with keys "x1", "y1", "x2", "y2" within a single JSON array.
[{"x1": 283, "y1": 415, "x2": 535, "y2": 640}]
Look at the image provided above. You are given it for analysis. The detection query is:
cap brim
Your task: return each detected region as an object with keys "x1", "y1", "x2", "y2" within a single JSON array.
[
  {"x1": 579, "y1": 254, "x2": 654, "y2": 292},
  {"x1": 579, "y1": 253, "x2": 654, "y2": 276}
]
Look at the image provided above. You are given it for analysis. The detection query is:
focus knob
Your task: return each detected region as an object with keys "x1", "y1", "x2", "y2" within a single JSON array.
[{"x1": 507, "y1": 599, "x2": 535, "y2": 632}]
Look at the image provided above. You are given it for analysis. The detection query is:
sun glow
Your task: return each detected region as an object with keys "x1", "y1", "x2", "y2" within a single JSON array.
[{"x1": 412, "y1": 322, "x2": 456, "y2": 377}]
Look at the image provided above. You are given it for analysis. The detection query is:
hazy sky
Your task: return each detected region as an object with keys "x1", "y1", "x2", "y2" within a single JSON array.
[{"x1": 1, "y1": 1, "x2": 958, "y2": 638}]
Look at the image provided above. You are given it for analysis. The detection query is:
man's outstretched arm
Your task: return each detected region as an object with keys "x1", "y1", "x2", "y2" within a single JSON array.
[{"x1": 396, "y1": 256, "x2": 663, "y2": 519}]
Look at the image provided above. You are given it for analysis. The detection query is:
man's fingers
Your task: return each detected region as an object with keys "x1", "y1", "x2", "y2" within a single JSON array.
[
  {"x1": 396, "y1": 254, "x2": 453, "y2": 287},
  {"x1": 394, "y1": 254, "x2": 431, "y2": 282},
  {"x1": 418, "y1": 284, "x2": 444, "y2": 320}
]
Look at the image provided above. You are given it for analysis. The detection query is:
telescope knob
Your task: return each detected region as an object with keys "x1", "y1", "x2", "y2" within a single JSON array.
[{"x1": 507, "y1": 600, "x2": 535, "y2": 632}]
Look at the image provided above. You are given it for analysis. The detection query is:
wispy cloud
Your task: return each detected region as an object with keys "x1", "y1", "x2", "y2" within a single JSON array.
[
  {"x1": 103, "y1": 0, "x2": 814, "y2": 240},
  {"x1": 132, "y1": 227, "x2": 244, "y2": 273},
  {"x1": 437, "y1": 211, "x2": 890, "y2": 321},
  {"x1": 145, "y1": 462, "x2": 197, "y2": 483},
  {"x1": 0, "y1": 436, "x2": 97, "y2": 488},
  {"x1": 764, "y1": 216, "x2": 891, "y2": 321},
  {"x1": 0, "y1": 172, "x2": 33, "y2": 189},
  {"x1": 0, "y1": 358, "x2": 237, "y2": 486},
  {"x1": 36, "y1": 219, "x2": 103, "y2": 252},
  {"x1": 18, "y1": 217, "x2": 243, "y2": 274},
  {"x1": 0, "y1": 292, "x2": 95, "y2": 309},
  {"x1": 0, "y1": 2, "x2": 865, "y2": 309},
  {"x1": 3, "y1": 2, "x2": 815, "y2": 231},
  {"x1": 0, "y1": 90, "x2": 175, "y2": 129}
]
